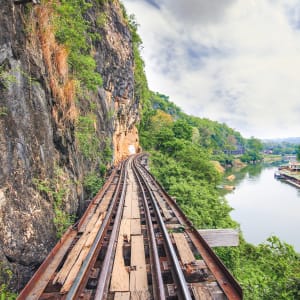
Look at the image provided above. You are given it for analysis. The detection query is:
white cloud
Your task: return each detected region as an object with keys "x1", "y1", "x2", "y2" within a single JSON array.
[
  {"x1": 162, "y1": 0, "x2": 236, "y2": 24},
  {"x1": 123, "y1": 0, "x2": 300, "y2": 138}
]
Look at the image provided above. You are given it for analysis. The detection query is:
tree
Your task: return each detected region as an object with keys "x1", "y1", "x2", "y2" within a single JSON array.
[
  {"x1": 297, "y1": 145, "x2": 300, "y2": 161},
  {"x1": 172, "y1": 120, "x2": 193, "y2": 141},
  {"x1": 247, "y1": 137, "x2": 263, "y2": 152},
  {"x1": 241, "y1": 137, "x2": 263, "y2": 163}
]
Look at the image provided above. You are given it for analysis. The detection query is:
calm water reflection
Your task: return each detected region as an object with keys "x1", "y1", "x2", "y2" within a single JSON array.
[{"x1": 225, "y1": 166, "x2": 300, "y2": 252}]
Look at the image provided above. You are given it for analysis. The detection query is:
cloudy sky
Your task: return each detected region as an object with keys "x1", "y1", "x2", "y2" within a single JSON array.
[{"x1": 122, "y1": 0, "x2": 300, "y2": 139}]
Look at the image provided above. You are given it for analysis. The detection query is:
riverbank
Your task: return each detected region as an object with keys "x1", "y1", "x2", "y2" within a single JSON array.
[
  {"x1": 276, "y1": 168, "x2": 300, "y2": 189},
  {"x1": 224, "y1": 166, "x2": 300, "y2": 252}
]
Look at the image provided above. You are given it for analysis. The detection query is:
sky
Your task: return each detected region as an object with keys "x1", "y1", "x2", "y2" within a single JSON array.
[{"x1": 122, "y1": 0, "x2": 300, "y2": 139}]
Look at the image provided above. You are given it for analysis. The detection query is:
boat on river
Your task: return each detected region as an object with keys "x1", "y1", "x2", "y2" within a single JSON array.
[{"x1": 274, "y1": 171, "x2": 285, "y2": 179}]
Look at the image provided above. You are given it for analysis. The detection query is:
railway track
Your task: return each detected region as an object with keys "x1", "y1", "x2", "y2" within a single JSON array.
[
  {"x1": 18, "y1": 154, "x2": 243, "y2": 300},
  {"x1": 133, "y1": 154, "x2": 242, "y2": 299}
]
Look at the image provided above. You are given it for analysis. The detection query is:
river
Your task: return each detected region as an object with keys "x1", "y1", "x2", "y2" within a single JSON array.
[{"x1": 224, "y1": 165, "x2": 300, "y2": 252}]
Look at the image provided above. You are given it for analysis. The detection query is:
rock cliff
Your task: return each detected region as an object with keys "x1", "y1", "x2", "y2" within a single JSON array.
[{"x1": 0, "y1": 0, "x2": 140, "y2": 290}]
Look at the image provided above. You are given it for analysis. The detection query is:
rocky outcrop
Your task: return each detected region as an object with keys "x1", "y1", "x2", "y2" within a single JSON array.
[{"x1": 0, "y1": 0, "x2": 140, "y2": 290}]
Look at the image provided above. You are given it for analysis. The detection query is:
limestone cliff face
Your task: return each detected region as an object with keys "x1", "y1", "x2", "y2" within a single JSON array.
[
  {"x1": 89, "y1": 1, "x2": 141, "y2": 162},
  {"x1": 0, "y1": 0, "x2": 139, "y2": 290}
]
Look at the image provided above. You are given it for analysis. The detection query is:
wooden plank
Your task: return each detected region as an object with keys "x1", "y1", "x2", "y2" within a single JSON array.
[
  {"x1": 104, "y1": 188, "x2": 115, "y2": 200},
  {"x1": 53, "y1": 211, "x2": 102, "y2": 285},
  {"x1": 128, "y1": 169, "x2": 140, "y2": 219},
  {"x1": 131, "y1": 192, "x2": 140, "y2": 219},
  {"x1": 22, "y1": 230, "x2": 77, "y2": 300},
  {"x1": 60, "y1": 214, "x2": 105, "y2": 293},
  {"x1": 206, "y1": 282, "x2": 227, "y2": 300},
  {"x1": 98, "y1": 193, "x2": 113, "y2": 214},
  {"x1": 78, "y1": 204, "x2": 97, "y2": 233},
  {"x1": 131, "y1": 219, "x2": 141, "y2": 236},
  {"x1": 78, "y1": 185, "x2": 115, "y2": 233},
  {"x1": 198, "y1": 229, "x2": 239, "y2": 247},
  {"x1": 130, "y1": 235, "x2": 148, "y2": 293},
  {"x1": 130, "y1": 291, "x2": 151, "y2": 300},
  {"x1": 153, "y1": 191, "x2": 172, "y2": 220},
  {"x1": 196, "y1": 260, "x2": 207, "y2": 269},
  {"x1": 191, "y1": 283, "x2": 212, "y2": 300},
  {"x1": 114, "y1": 292, "x2": 130, "y2": 300},
  {"x1": 123, "y1": 184, "x2": 133, "y2": 219},
  {"x1": 121, "y1": 218, "x2": 131, "y2": 242},
  {"x1": 123, "y1": 171, "x2": 140, "y2": 219},
  {"x1": 172, "y1": 233, "x2": 195, "y2": 265},
  {"x1": 110, "y1": 220, "x2": 130, "y2": 292}
]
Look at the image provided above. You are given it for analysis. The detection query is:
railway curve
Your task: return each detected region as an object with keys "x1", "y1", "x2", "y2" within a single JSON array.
[{"x1": 18, "y1": 154, "x2": 242, "y2": 300}]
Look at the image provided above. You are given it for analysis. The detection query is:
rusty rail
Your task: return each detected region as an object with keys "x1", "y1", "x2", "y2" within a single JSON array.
[{"x1": 93, "y1": 159, "x2": 128, "y2": 299}]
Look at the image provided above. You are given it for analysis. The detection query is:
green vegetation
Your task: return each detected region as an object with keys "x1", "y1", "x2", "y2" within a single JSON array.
[
  {"x1": 130, "y1": 19, "x2": 300, "y2": 295},
  {"x1": 139, "y1": 92, "x2": 264, "y2": 166},
  {"x1": 138, "y1": 93, "x2": 238, "y2": 229},
  {"x1": 0, "y1": 263, "x2": 16, "y2": 299},
  {"x1": 297, "y1": 145, "x2": 300, "y2": 161},
  {"x1": 75, "y1": 114, "x2": 99, "y2": 159},
  {"x1": 53, "y1": 0, "x2": 102, "y2": 90},
  {"x1": 75, "y1": 111, "x2": 112, "y2": 198},
  {"x1": 240, "y1": 137, "x2": 263, "y2": 163},
  {"x1": 263, "y1": 140, "x2": 300, "y2": 164},
  {"x1": 83, "y1": 171, "x2": 105, "y2": 198},
  {"x1": 217, "y1": 237, "x2": 300, "y2": 299},
  {"x1": 97, "y1": 0, "x2": 111, "y2": 5},
  {"x1": 141, "y1": 93, "x2": 300, "y2": 299},
  {"x1": 96, "y1": 11, "x2": 108, "y2": 28},
  {"x1": 75, "y1": 113, "x2": 112, "y2": 164},
  {"x1": 33, "y1": 167, "x2": 74, "y2": 238},
  {"x1": 264, "y1": 140, "x2": 299, "y2": 156},
  {"x1": 0, "y1": 66, "x2": 16, "y2": 88},
  {"x1": 150, "y1": 152, "x2": 236, "y2": 228},
  {"x1": 0, "y1": 107, "x2": 8, "y2": 117},
  {"x1": 52, "y1": 0, "x2": 112, "y2": 201},
  {"x1": 127, "y1": 14, "x2": 151, "y2": 117}
]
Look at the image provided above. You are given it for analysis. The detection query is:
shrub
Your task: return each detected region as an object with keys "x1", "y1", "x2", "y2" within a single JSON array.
[
  {"x1": 53, "y1": 0, "x2": 102, "y2": 91},
  {"x1": 83, "y1": 172, "x2": 105, "y2": 198},
  {"x1": 75, "y1": 114, "x2": 99, "y2": 159}
]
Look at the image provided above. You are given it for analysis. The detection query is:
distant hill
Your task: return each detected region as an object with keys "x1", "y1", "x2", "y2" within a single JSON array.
[
  {"x1": 263, "y1": 137, "x2": 300, "y2": 144},
  {"x1": 262, "y1": 137, "x2": 299, "y2": 155}
]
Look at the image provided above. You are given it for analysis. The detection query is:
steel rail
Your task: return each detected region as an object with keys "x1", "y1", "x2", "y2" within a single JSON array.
[
  {"x1": 132, "y1": 158, "x2": 166, "y2": 300},
  {"x1": 133, "y1": 157, "x2": 193, "y2": 300},
  {"x1": 94, "y1": 159, "x2": 128, "y2": 299},
  {"x1": 65, "y1": 160, "x2": 128, "y2": 300},
  {"x1": 137, "y1": 153, "x2": 243, "y2": 300}
]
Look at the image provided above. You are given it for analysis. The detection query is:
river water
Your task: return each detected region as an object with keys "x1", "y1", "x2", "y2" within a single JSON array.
[{"x1": 224, "y1": 165, "x2": 300, "y2": 252}]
